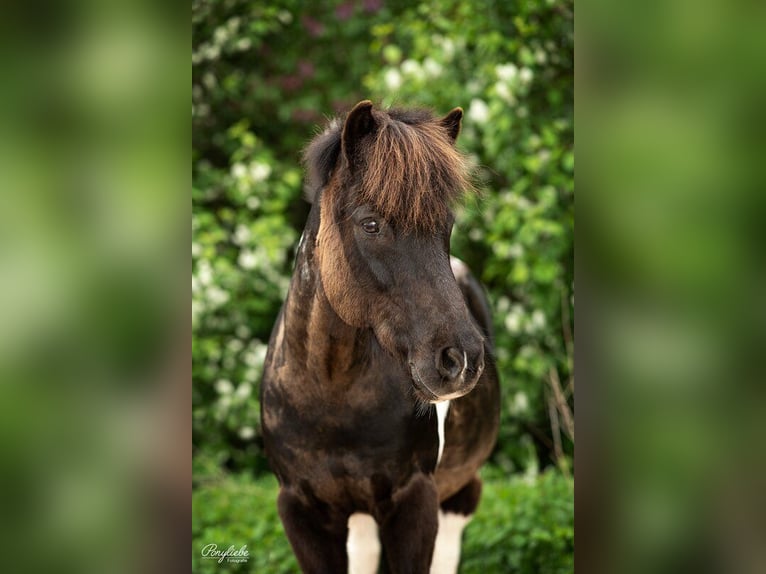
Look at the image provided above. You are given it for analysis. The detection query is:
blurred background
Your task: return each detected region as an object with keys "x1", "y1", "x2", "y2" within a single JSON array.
[
  {"x1": 578, "y1": 2, "x2": 766, "y2": 573},
  {"x1": 192, "y1": 0, "x2": 574, "y2": 572},
  {"x1": 3, "y1": 0, "x2": 760, "y2": 572},
  {"x1": 0, "y1": 1, "x2": 187, "y2": 574}
]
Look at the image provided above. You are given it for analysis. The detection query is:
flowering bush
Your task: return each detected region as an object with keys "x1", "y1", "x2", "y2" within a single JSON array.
[{"x1": 192, "y1": 0, "x2": 573, "y2": 475}]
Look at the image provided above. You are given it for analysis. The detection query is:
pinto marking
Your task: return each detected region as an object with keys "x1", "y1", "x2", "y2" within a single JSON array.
[
  {"x1": 435, "y1": 400, "x2": 451, "y2": 467},
  {"x1": 430, "y1": 511, "x2": 471, "y2": 574},
  {"x1": 346, "y1": 513, "x2": 380, "y2": 574}
]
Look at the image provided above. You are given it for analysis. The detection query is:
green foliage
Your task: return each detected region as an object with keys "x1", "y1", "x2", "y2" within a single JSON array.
[
  {"x1": 462, "y1": 470, "x2": 575, "y2": 574},
  {"x1": 193, "y1": 474, "x2": 298, "y2": 574},
  {"x1": 192, "y1": 0, "x2": 573, "y2": 474},
  {"x1": 192, "y1": 471, "x2": 574, "y2": 574}
]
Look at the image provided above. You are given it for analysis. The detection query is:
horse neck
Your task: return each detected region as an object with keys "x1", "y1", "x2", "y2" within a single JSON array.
[{"x1": 281, "y1": 219, "x2": 371, "y2": 385}]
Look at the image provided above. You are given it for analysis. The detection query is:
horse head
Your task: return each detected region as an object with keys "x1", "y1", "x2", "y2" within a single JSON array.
[{"x1": 306, "y1": 101, "x2": 486, "y2": 402}]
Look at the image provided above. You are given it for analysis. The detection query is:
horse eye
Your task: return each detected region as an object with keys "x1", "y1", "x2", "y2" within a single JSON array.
[{"x1": 361, "y1": 219, "x2": 380, "y2": 234}]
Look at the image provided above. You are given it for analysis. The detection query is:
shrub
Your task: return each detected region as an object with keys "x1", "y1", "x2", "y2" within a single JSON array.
[{"x1": 192, "y1": 0, "x2": 573, "y2": 475}]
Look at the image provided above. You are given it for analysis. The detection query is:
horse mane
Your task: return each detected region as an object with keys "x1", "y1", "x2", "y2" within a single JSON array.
[
  {"x1": 303, "y1": 107, "x2": 474, "y2": 232},
  {"x1": 303, "y1": 117, "x2": 343, "y2": 203}
]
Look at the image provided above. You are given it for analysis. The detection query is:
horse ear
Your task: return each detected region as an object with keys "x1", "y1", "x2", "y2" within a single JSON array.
[
  {"x1": 342, "y1": 100, "x2": 377, "y2": 165},
  {"x1": 441, "y1": 107, "x2": 463, "y2": 142}
]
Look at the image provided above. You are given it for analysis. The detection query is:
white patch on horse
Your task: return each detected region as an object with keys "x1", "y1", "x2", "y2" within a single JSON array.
[
  {"x1": 450, "y1": 255, "x2": 469, "y2": 282},
  {"x1": 296, "y1": 231, "x2": 312, "y2": 284},
  {"x1": 347, "y1": 513, "x2": 380, "y2": 574},
  {"x1": 297, "y1": 230, "x2": 306, "y2": 253},
  {"x1": 430, "y1": 510, "x2": 471, "y2": 574},
  {"x1": 300, "y1": 261, "x2": 311, "y2": 283},
  {"x1": 435, "y1": 400, "x2": 450, "y2": 467}
]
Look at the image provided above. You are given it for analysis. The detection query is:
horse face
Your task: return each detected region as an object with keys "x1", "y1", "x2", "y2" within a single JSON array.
[
  {"x1": 313, "y1": 100, "x2": 484, "y2": 402},
  {"x1": 316, "y1": 195, "x2": 485, "y2": 402}
]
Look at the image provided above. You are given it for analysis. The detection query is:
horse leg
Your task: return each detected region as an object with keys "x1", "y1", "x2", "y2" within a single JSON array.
[
  {"x1": 430, "y1": 476, "x2": 482, "y2": 574},
  {"x1": 277, "y1": 488, "x2": 348, "y2": 574},
  {"x1": 378, "y1": 474, "x2": 439, "y2": 574},
  {"x1": 347, "y1": 512, "x2": 381, "y2": 574}
]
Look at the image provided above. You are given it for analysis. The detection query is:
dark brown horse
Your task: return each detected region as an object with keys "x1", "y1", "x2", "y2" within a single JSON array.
[{"x1": 261, "y1": 101, "x2": 500, "y2": 574}]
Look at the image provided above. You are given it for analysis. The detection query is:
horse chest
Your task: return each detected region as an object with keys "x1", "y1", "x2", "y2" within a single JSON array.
[{"x1": 262, "y1": 372, "x2": 442, "y2": 502}]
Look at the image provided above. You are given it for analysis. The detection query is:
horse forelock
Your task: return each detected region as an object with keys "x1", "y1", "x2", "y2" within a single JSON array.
[
  {"x1": 356, "y1": 113, "x2": 474, "y2": 232},
  {"x1": 303, "y1": 108, "x2": 475, "y2": 231}
]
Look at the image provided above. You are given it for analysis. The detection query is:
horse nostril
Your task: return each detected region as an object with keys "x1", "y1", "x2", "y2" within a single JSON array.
[{"x1": 437, "y1": 347, "x2": 464, "y2": 381}]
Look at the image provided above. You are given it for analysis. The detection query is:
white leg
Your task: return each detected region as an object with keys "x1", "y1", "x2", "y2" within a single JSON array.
[
  {"x1": 430, "y1": 510, "x2": 471, "y2": 574},
  {"x1": 347, "y1": 513, "x2": 380, "y2": 574}
]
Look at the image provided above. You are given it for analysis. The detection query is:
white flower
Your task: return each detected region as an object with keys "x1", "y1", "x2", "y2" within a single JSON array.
[
  {"x1": 469, "y1": 228, "x2": 484, "y2": 241},
  {"x1": 243, "y1": 368, "x2": 258, "y2": 382},
  {"x1": 384, "y1": 68, "x2": 402, "y2": 91},
  {"x1": 213, "y1": 26, "x2": 229, "y2": 45},
  {"x1": 441, "y1": 38, "x2": 455, "y2": 60},
  {"x1": 496, "y1": 296, "x2": 511, "y2": 313},
  {"x1": 227, "y1": 338, "x2": 244, "y2": 353},
  {"x1": 197, "y1": 260, "x2": 213, "y2": 286},
  {"x1": 227, "y1": 17, "x2": 241, "y2": 32},
  {"x1": 249, "y1": 162, "x2": 271, "y2": 183},
  {"x1": 511, "y1": 392, "x2": 529, "y2": 414},
  {"x1": 207, "y1": 286, "x2": 230, "y2": 307},
  {"x1": 496, "y1": 63, "x2": 518, "y2": 82},
  {"x1": 495, "y1": 81, "x2": 515, "y2": 105},
  {"x1": 217, "y1": 396, "x2": 231, "y2": 413},
  {"x1": 531, "y1": 309, "x2": 547, "y2": 330},
  {"x1": 203, "y1": 72, "x2": 217, "y2": 90},
  {"x1": 235, "y1": 382, "x2": 252, "y2": 400},
  {"x1": 505, "y1": 314, "x2": 521, "y2": 333},
  {"x1": 401, "y1": 59, "x2": 419, "y2": 75},
  {"x1": 505, "y1": 306, "x2": 523, "y2": 333},
  {"x1": 423, "y1": 58, "x2": 442, "y2": 78},
  {"x1": 231, "y1": 162, "x2": 247, "y2": 179},
  {"x1": 215, "y1": 379, "x2": 234, "y2": 395},
  {"x1": 519, "y1": 67, "x2": 533, "y2": 84},
  {"x1": 246, "y1": 196, "x2": 260, "y2": 210},
  {"x1": 238, "y1": 250, "x2": 257, "y2": 270},
  {"x1": 239, "y1": 426, "x2": 255, "y2": 440},
  {"x1": 205, "y1": 45, "x2": 220, "y2": 60},
  {"x1": 233, "y1": 224, "x2": 251, "y2": 246},
  {"x1": 466, "y1": 80, "x2": 481, "y2": 95},
  {"x1": 468, "y1": 99, "x2": 490, "y2": 124}
]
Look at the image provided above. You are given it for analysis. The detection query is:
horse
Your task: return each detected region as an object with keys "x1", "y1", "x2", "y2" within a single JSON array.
[{"x1": 261, "y1": 100, "x2": 500, "y2": 574}]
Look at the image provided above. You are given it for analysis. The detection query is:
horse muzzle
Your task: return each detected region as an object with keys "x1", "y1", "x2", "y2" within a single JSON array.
[{"x1": 408, "y1": 343, "x2": 485, "y2": 403}]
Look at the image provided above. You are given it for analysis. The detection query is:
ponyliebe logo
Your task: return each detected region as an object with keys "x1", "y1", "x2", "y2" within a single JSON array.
[{"x1": 200, "y1": 543, "x2": 250, "y2": 564}]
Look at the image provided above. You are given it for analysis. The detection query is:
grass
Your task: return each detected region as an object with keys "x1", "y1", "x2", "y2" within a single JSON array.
[{"x1": 192, "y1": 469, "x2": 573, "y2": 573}]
